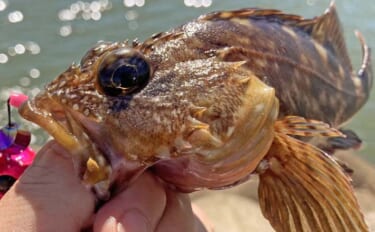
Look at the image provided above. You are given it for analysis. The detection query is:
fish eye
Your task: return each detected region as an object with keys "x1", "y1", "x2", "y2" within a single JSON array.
[{"x1": 97, "y1": 48, "x2": 151, "y2": 96}]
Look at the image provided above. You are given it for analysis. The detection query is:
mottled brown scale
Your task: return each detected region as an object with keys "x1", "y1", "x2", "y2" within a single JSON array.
[{"x1": 19, "y1": 3, "x2": 371, "y2": 231}]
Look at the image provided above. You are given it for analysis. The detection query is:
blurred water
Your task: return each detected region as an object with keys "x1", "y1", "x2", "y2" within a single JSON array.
[{"x1": 0, "y1": 0, "x2": 374, "y2": 162}]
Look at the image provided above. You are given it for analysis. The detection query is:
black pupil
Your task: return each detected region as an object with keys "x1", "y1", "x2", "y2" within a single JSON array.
[
  {"x1": 98, "y1": 49, "x2": 150, "y2": 96},
  {"x1": 113, "y1": 62, "x2": 142, "y2": 88},
  {"x1": 0, "y1": 175, "x2": 16, "y2": 193}
]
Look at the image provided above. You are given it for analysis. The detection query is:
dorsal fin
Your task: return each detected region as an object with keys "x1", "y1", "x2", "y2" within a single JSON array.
[
  {"x1": 200, "y1": 7, "x2": 303, "y2": 22},
  {"x1": 201, "y1": 2, "x2": 352, "y2": 70},
  {"x1": 354, "y1": 31, "x2": 373, "y2": 101},
  {"x1": 294, "y1": 1, "x2": 352, "y2": 70}
]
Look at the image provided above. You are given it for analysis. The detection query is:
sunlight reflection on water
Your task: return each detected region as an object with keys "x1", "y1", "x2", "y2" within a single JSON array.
[{"x1": 7, "y1": 10, "x2": 23, "y2": 23}]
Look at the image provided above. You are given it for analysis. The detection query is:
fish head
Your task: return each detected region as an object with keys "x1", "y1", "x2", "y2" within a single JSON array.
[{"x1": 19, "y1": 38, "x2": 278, "y2": 191}]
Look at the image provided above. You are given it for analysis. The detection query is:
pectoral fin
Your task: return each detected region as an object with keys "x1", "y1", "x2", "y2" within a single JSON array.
[
  {"x1": 274, "y1": 115, "x2": 343, "y2": 137},
  {"x1": 257, "y1": 132, "x2": 368, "y2": 231},
  {"x1": 327, "y1": 129, "x2": 362, "y2": 151}
]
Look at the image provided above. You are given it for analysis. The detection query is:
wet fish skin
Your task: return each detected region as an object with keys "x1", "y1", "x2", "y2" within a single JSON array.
[
  {"x1": 18, "y1": 2, "x2": 372, "y2": 231},
  {"x1": 197, "y1": 4, "x2": 372, "y2": 126}
]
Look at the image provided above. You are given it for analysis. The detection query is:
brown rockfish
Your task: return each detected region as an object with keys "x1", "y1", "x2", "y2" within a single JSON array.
[{"x1": 19, "y1": 2, "x2": 372, "y2": 231}]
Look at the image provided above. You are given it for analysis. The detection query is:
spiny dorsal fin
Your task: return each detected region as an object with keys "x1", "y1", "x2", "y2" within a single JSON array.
[
  {"x1": 354, "y1": 31, "x2": 373, "y2": 103},
  {"x1": 200, "y1": 7, "x2": 302, "y2": 23},
  {"x1": 292, "y1": 2, "x2": 352, "y2": 71},
  {"x1": 201, "y1": 2, "x2": 352, "y2": 70}
]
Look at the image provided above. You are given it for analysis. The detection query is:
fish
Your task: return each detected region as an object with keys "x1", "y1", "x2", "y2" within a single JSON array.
[{"x1": 19, "y1": 2, "x2": 372, "y2": 231}]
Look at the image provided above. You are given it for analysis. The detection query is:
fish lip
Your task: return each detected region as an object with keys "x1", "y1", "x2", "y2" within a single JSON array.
[
  {"x1": 19, "y1": 92, "x2": 112, "y2": 181},
  {"x1": 19, "y1": 92, "x2": 92, "y2": 157}
]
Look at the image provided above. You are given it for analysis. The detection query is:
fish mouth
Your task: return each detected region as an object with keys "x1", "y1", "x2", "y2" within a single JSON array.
[
  {"x1": 18, "y1": 92, "x2": 147, "y2": 197},
  {"x1": 19, "y1": 93, "x2": 90, "y2": 158},
  {"x1": 19, "y1": 92, "x2": 112, "y2": 183}
]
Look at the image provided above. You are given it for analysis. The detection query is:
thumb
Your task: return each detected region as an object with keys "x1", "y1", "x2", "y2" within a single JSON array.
[
  {"x1": 0, "y1": 140, "x2": 95, "y2": 232},
  {"x1": 94, "y1": 172, "x2": 167, "y2": 232}
]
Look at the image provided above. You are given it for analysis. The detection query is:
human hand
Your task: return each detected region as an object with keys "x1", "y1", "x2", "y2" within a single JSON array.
[{"x1": 0, "y1": 141, "x2": 212, "y2": 232}]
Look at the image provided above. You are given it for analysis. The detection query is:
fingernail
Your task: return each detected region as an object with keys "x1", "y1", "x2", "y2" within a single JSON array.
[
  {"x1": 116, "y1": 222, "x2": 126, "y2": 232},
  {"x1": 102, "y1": 216, "x2": 126, "y2": 232},
  {"x1": 118, "y1": 209, "x2": 149, "y2": 232},
  {"x1": 102, "y1": 216, "x2": 117, "y2": 232}
]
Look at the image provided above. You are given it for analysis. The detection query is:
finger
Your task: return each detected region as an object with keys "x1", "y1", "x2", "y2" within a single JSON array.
[
  {"x1": 0, "y1": 140, "x2": 95, "y2": 232},
  {"x1": 94, "y1": 172, "x2": 166, "y2": 232},
  {"x1": 155, "y1": 190, "x2": 210, "y2": 232},
  {"x1": 155, "y1": 189, "x2": 194, "y2": 232}
]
